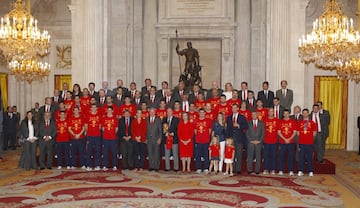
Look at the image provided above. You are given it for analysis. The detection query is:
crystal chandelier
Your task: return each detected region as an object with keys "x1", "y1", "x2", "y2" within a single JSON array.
[
  {"x1": 298, "y1": 0, "x2": 360, "y2": 70},
  {"x1": 336, "y1": 58, "x2": 360, "y2": 83},
  {"x1": 0, "y1": 0, "x2": 51, "y2": 83},
  {"x1": 9, "y1": 56, "x2": 50, "y2": 83}
]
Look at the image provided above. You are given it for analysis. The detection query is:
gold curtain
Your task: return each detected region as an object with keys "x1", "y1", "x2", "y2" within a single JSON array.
[
  {"x1": 0, "y1": 73, "x2": 8, "y2": 111},
  {"x1": 54, "y1": 75, "x2": 72, "y2": 91},
  {"x1": 314, "y1": 76, "x2": 348, "y2": 149}
]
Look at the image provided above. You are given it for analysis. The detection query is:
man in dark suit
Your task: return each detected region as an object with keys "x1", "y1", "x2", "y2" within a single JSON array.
[
  {"x1": 189, "y1": 84, "x2": 203, "y2": 104},
  {"x1": 39, "y1": 97, "x2": 57, "y2": 119},
  {"x1": 88, "y1": 82, "x2": 99, "y2": 98},
  {"x1": 59, "y1": 82, "x2": 69, "y2": 100},
  {"x1": 52, "y1": 89, "x2": 63, "y2": 106},
  {"x1": 238, "y1": 81, "x2": 250, "y2": 101},
  {"x1": 113, "y1": 87, "x2": 126, "y2": 106},
  {"x1": 311, "y1": 103, "x2": 330, "y2": 163},
  {"x1": 102, "y1": 81, "x2": 113, "y2": 97},
  {"x1": 132, "y1": 90, "x2": 144, "y2": 107},
  {"x1": 226, "y1": 104, "x2": 248, "y2": 174},
  {"x1": 38, "y1": 112, "x2": 57, "y2": 169},
  {"x1": 257, "y1": 81, "x2": 274, "y2": 108},
  {"x1": 164, "y1": 89, "x2": 176, "y2": 109},
  {"x1": 206, "y1": 81, "x2": 223, "y2": 100},
  {"x1": 173, "y1": 81, "x2": 189, "y2": 101},
  {"x1": 146, "y1": 108, "x2": 162, "y2": 171},
  {"x1": 141, "y1": 78, "x2": 156, "y2": 98},
  {"x1": 97, "y1": 89, "x2": 107, "y2": 107},
  {"x1": 246, "y1": 111, "x2": 265, "y2": 174},
  {"x1": 145, "y1": 86, "x2": 160, "y2": 109},
  {"x1": 290, "y1": 105, "x2": 303, "y2": 121},
  {"x1": 117, "y1": 110, "x2": 134, "y2": 170},
  {"x1": 275, "y1": 80, "x2": 294, "y2": 112},
  {"x1": 273, "y1": 97, "x2": 284, "y2": 119},
  {"x1": 156, "y1": 81, "x2": 170, "y2": 99},
  {"x1": 3, "y1": 106, "x2": 19, "y2": 150},
  {"x1": 246, "y1": 90, "x2": 256, "y2": 112},
  {"x1": 163, "y1": 108, "x2": 180, "y2": 171},
  {"x1": 112, "y1": 79, "x2": 129, "y2": 97}
]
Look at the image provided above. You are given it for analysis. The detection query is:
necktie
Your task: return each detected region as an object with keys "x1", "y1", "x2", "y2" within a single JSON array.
[
  {"x1": 46, "y1": 121, "x2": 49, "y2": 128},
  {"x1": 131, "y1": 92, "x2": 135, "y2": 99},
  {"x1": 180, "y1": 91, "x2": 183, "y2": 96},
  {"x1": 125, "y1": 119, "x2": 129, "y2": 135},
  {"x1": 136, "y1": 99, "x2": 139, "y2": 105},
  {"x1": 250, "y1": 101, "x2": 253, "y2": 107},
  {"x1": 242, "y1": 91, "x2": 245, "y2": 100},
  {"x1": 168, "y1": 117, "x2": 171, "y2": 126},
  {"x1": 62, "y1": 91, "x2": 66, "y2": 99},
  {"x1": 183, "y1": 103, "x2": 187, "y2": 112},
  {"x1": 101, "y1": 98, "x2": 104, "y2": 105},
  {"x1": 54, "y1": 97, "x2": 58, "y2": 102},
  {"x1": 282, "y1": 89, "x2": 286, "y2": 97},
  {"x1": 167, "y1": 97, "x2": 170, "y2": 103},
  {"x1": 117, "y1": 95, "x2": 121, "y2": 100},
  {"x1": 151, "y1": 96, "x2": 154, "y2": 103},
  {"x1": 46, "y1": 106, "x2": 49, "y2": 112},
  {"x1": 265, "y1": 91, "x2": 268, "y2": 99},
  {"x1": 253, "y1": 121, "x2": 257, "y2": 131},
  {"x1": 151, "y1": 117, "x2": 154, "y2": 124},
  {"x1": 233, "y1": 115, "x2": 236, "y2": 124},
  {"x1": 90, "y1": 91, "x2": 93, "y2": 96}
]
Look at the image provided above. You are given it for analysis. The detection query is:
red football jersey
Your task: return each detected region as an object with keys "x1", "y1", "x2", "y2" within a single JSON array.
[
  {"x1": 278, "y1": 119, "x2": 297, "y2": 144},
  {"x1": 101, "y1": 115, "x2": 119, "y2": 140},
  {"x1": 263, "y1": 118, "x2": 279, "y2": 144},
  {"x1": 194, "y1": 118, "x2": 212, "y2": 144},
  {"x1": 56, "y1": 119, "x2": 69, "y2": 142}
]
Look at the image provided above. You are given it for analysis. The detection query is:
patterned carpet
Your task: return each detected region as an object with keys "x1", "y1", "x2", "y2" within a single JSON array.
[{"x1": 0, "y1": 149, "x2": 359, "y2": 208}]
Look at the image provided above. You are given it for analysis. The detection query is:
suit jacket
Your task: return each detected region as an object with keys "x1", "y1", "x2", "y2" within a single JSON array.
[
  {"x1": 20, "y1": 119, "x2": 39, "y2": 139},
  {"x1": 172, "y1": 89, "x2": 189, "y2": 102},
  {"x1": 239, "y1": 90, "x2": 254, "y2": 101},
  {"x1": 156, "y1": 89, "x2": 168, "y2": 99},
  {"x1": 188, "y1": 91, "x2": 203, "y2": 104},
  {"x1": 163, "y1": 116, "x2": 179, "y2": 144},
  {"x1": 310, "y1": 111, "x2": 330, "y2": 138},
  {"x1": 145, "y1": 95, "x2": 161, "y2": 109},
  {"x1": 246, "y1": 120, "x2": 265, "y2": 142},
  {"x1": 146, "y1": 116, "x2": 162, "y2": 143},
  {"x1": 113, "y1": 94, "x2": 125, "y2": 106},
  {"x1": 117, "y1": 117, "x2": 133, "y2": 140},
  {"x1": 3, "y1": 112, "x2": 19, "y2": 133},
  {"x1": 39, "y1": 105, "x2": 57, "y2": 120},
  {"x1": 89, "y1": 91, "x2": 99, "y2": 99},
  {"x1": 246, "y1": 99, "x2": 256, "y2": 112},
  {"x1": 112, "y1": 87, "x2": 129, "y2": 97},
  {"x1": 226, "y1": 113, "x2": 248, "y2": 143},
  {"x1": 51, "y1": 96, "x2": 63, "y2": 105},
  {"x1": 38, "y1": 119, "x2": 57, "y2": 143},
  {"x1": 273, "y1": 105, "x2": 285, "y2": 119},
  {"x1": 59, "y1": 90, "x2": 68, "y2": 100},
  {"x1": 275, "y1": 89, "x2": 293, "y2": 111},
  {"x1": 257, "y1": 90, "x2": 274, "y2": 108},
  {"x1": 290, "y1": 114, "x2": 303, "y2": 122},
  {"x1": 104, "y1": 89, "x2": 113, "y2": 97},
  {"x1": 358, "y1": 116, "x2": 360, "y2": 129},
  {"x1": 141, "y1": 85, "x2": 156, "y2": 98}
]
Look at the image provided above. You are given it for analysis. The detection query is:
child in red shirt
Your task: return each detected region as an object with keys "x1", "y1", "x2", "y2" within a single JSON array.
[
  {"x1": 223, "y1": 138, "x2": 235, "y2": 176},
  {"x1": 208, "y1": 136, "x2": 220, "y2": 174}
]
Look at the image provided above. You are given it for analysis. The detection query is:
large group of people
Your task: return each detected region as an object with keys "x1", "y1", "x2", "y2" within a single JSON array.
[{"x1": 2, "y1": 78, "x2": 330, "y2": 177}]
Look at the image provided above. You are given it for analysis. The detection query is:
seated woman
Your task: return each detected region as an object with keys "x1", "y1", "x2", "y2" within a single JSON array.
[{"x1": 18, "y1": 111, "x2": 39, "y2": 171}]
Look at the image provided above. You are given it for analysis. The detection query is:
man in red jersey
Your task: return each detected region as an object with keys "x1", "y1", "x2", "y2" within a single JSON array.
[
  {"x1": 101, "y1": 106, "x2": 119, "y2": 171},
  {"x1": 188, "y1": 103, "x2": 199, "y2": 123},
  {"x1": 227, "y1": 90, "x2": 241, "y2": 107},
  {"x1": 262, "y1": 108, "x2": 278, "y2": 175},
  {"x1": 277, "y1": 109, "x2": 297, "y2": 176},
  {"x1": 204, "y1": 102, "x2": 216, "y2": 122},
  {"x1": 194, "y1": 108, "x2": 212, "y2": 174},
  {"x1": 255, "y1": 99, "x2": 268, "y2": 121},
  {"x1": 56, "y1": 111, "x2": 70, "y2": 169},
  {"x1": 68, "y1": 106, "x2": 86, "y2": 169},
  {"x1": 64, "y1": 91, "x2": 75, "y2": 113},
  {"x1": 297, "y1": 108, "x2": 317, "y2": 177},
  {"x1": 85, "y1": 104, "x2": 102, "y2": 171},
  {"x1": 118, "y1": 96, "x2": 136, "y2": 118},
  {"x1": 216, "y1": 94, "x2": 231, "y2": 119},
  {"x1": 207, "y1": 88, "x2": 221, "y2": 110},
  {"x1": 140, "y1": 101, "x2": 150, "y2": 120},
  {"x1": 156, "y1": 100, "x2": 167, "y2": 121},
  {"x1": 102, "y1": 96, "x2": 118, "y2": 116},
  {"x1": 80, "y1": 88, "x2": 91, "y2": 111},
  {"x1": 173, "y1": 101, "x2": 183, "y2": 119}
]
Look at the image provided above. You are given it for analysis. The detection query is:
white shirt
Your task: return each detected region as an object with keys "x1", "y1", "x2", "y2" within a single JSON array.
[
  {"x1": 28, "y1": 120, "x2": 35, "y2": 140},
  {"x1": 312, "y1": 112, "x2": 322, "y2": 132}
]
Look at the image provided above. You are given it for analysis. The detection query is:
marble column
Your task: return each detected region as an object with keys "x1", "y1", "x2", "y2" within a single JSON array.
[
  {"x1": 70, "y1": 0, "x2": 105, "y2": 89},
  {"x1": 143, "y1": 0, "x2": 158, "y2": 85},
  {"x1": 234, "y1": 0, "x2": 251, "y2": 88}
]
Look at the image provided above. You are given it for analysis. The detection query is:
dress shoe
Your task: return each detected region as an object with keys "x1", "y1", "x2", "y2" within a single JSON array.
[
  {"x1": 255, "y1": 172, "x2": 260, "y2": 175},
  {"x1": 236, "y1": 171, "x2": 241, "y2": 175},
  {"x1": 47, "y1": 167, "x2": 52, "y2": 170},
  {"x1": 40, "y1": 167, "x2": 45, "y2": 170},
  {"x1": 247, "y1": 171, "x2": 252, "y2": 174}
]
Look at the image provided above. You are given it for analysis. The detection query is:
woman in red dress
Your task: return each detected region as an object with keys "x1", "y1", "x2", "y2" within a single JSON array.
[
  {"x1": 178, "y1": 112, "x2": 195, "y2": 172},
  {"x1": 131, "y1": 110, "x2": 147, "y2": 171}
]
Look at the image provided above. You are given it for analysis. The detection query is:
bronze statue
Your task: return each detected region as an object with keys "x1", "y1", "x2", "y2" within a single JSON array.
[{"x1": 176, "y1": 41, "x2": 202, "y2": 88}]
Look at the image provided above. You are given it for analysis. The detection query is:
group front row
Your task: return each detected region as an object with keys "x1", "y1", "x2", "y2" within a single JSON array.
[{"x1": 18, "y1": 103, "x2": 318, "y2": 177}]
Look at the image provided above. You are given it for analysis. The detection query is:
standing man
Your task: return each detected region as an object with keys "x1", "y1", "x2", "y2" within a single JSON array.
[
  {"x1": 246, "y1": 111, "x2": 265, "y2": 175},
  {"x1": 194, "y1": 108, "x2": 212, "y2": 174},
  {"x1": 275, "y1": 80, "x2": 293, "y2": 112},
  {"x1": 226, "y1": 104, "x2": 248, "y2": 175},
  {"x1": 39, "y1": 112, "x2": 57, "y2": 170},
  {"x1": 101, "y1": 106, "x2": 119, "y2": 171},
  {"x1": 311, "y1": 103, "x2": 330, "y2": 164},
  {"x1": 277, "y1": 109, "x2": 297, "y2": 176},
  {"x1": 164, "y1": 108, "x2": 180, "y2": 172},
  {"x1": 118, "y1": 110, "x2": 134, "y2": 170},
  {"x1": 257, "y1": 81, "x2": 274, "y2": 108},
  {"x1": 39, "y1": 97, "x2": 56, "y2": 119},
  {"x1": 147, "y1": 108, "x2": 162, "y2": 171},
  {"x1": 85, "y1": 104, "x2": 102, "y2": 171},
  {"x1": 273, "y1": 97, "x2": 284, "y2": 119},
  {"x1": 68, "y1": 107, "x2": 86, "y2": 169},
  {"x1": 297, "y1": 109, "x2": 317, "y2": 177},
  {"x1": 3, "y1": 106, "x2": 18, "y2": 150}
]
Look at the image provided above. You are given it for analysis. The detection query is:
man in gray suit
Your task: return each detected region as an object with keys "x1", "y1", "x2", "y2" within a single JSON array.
[
  {"x1": 246, "y1": 111, "x2": 265, "y2": 174},
  {"x1": 38, "y1": 112, "x2": 57, "y2": 169},
  {"x1": 311, "y1": 103, "x2": 330, "y2": 163},
  {"x1": 275, "y1": 80, "x2": 293, "y2": 112},
  {"x1": 147, "y1": 108, "x2": 162, "y2": 171}
]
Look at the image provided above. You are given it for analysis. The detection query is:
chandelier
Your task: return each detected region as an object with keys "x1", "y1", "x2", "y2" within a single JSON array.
[
  {"x1": 298, "y1": 0, "x2": 360, "y2": 70},
  {"x1": 336, "y1": 58, "x2": 360, "y2": 83},
  {"x1": 0, "y1": 0, "x2": 51, "y2": 83},
  {"x1": 9, "y1": 56, "x2": 50, "y2": 83}
]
